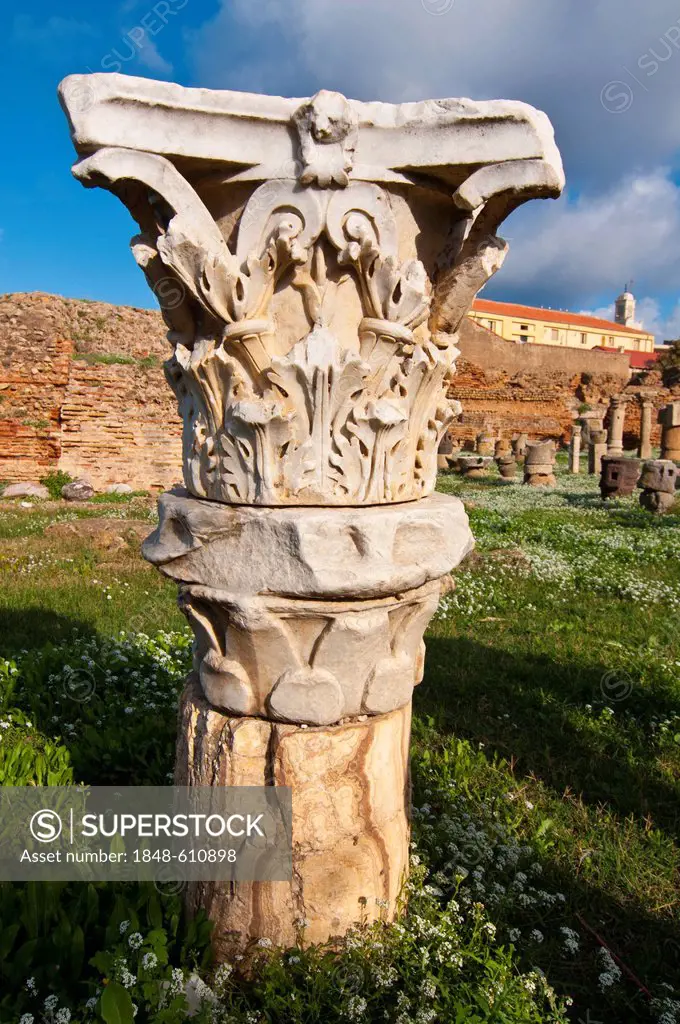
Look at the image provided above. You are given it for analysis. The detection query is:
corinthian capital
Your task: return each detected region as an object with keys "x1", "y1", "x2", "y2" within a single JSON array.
[{"x1": 59, "y1": 73, "x2": 564, "y2": 507}]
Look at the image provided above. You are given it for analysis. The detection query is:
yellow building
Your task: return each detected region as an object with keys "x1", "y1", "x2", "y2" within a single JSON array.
[{"x1": 468, "y1": 290, "x2": 655, "y2": 355}]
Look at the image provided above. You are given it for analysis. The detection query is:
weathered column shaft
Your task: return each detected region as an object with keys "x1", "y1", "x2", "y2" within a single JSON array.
[
  {"x1": 60, "y1": 72, "x2": 563, "y2": 953},
  {"x1": 569, "y1": 425, "x2": 582, "y2": 473},
  {"x1": 607, "y1": 395, "x2": 628, "y2": 456},
  {"x1": 638, "y1": 399, "x2": 654, "y2": 460},
  {"x1": 589, "y1": 429, "x2": 607, "y2": 475},
  {"x1": 660, "y1": 402, "x2": 680, "y2": 461}
]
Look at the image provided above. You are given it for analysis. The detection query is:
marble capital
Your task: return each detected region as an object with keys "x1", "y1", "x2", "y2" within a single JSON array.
[{"x1": 60, "y1": 74, "x2": 564, "y2": 508}]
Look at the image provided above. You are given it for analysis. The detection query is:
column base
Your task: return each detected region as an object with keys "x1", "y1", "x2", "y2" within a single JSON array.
[{"x1": 175, "y1": 676, "x2": 411, "y2": 959}]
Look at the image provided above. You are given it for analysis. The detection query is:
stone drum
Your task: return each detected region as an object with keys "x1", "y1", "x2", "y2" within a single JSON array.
[{"x1": 599, "y1": 456, "x2": 640, "y2": 499}]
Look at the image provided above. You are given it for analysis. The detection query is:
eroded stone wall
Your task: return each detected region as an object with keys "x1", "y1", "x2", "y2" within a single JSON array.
[
  {"x1": 0, "y1": 292, "x2": 181, "y2": 488},
  {"x1": 449, "y1": 319, "x2": 665, "y2": 446},
  {"x1": 0, "y1": 293, "x2": 674, "y2": 487}
]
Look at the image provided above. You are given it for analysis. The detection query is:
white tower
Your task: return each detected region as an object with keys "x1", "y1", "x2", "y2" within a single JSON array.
[{"x1": 615, "y1": 283, "x2": 636, "y2": 327}]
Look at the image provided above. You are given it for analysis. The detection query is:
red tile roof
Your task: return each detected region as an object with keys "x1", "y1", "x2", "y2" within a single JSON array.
[
  {"x1": 626, "y1": 350, "x2": 659, "y2": 369},
  {"x1": 471, "y1": 298, "x2": 652, "y2": 338}
]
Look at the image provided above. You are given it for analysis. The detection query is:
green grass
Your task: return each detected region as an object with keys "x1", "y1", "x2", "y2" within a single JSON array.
[
  {"x1": 72, "y1": 352, "x2": 136, "y2": 366},
  {"x1": 428, "y1": 461, "x2": 680, "y2": 1022},
  {"x1": 71, "y1": 352, "x2": 162, "y2": 370},
  {"x1": 0, "y1": 465, "x2": 678, "y2": 1023}
]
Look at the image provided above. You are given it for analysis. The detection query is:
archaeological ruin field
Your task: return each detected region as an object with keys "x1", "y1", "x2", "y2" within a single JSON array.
[{"x1": 1, "y1": 460, "x2": 678, "y2": 1022}]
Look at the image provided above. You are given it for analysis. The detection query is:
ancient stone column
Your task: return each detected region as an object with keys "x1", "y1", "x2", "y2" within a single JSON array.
[
  {"x1": 607, "y1": 395, "x2": 629, "y2": 456},
  {"x1": 638, "y1": 397, "x2": 654, "y2": 460},
  {"x1": 511, "y1": 432, "x2": 529, "y2": 462},
  {"x1": 437, "y1": 434, "x2": 454, "y2": 472},
  {"x1": 589, "y1": 429, "x2": 608, "y2": 475},
  {"x1": 59, "y1": 72, "x2": 563, "y2": 954},
  {"x1": 659, "y1": 402, "x2": 680, "y2": 462},
  {"x1": 569, "y1": 425, "x2": 582, "y2": 473},
  {"x1": 476, "y1": 430, "x2": 496, "y2": 456}
]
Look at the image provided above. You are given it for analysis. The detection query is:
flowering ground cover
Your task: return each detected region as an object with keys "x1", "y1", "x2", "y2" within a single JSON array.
[{"x1": 0, "y1": 464, "x2": 678, "y2": 1023}]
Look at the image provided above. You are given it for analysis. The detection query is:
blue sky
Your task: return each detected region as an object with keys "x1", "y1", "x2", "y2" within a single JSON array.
[{"x1": 3, "y1": 0, "x2": 680, "y2": 339}]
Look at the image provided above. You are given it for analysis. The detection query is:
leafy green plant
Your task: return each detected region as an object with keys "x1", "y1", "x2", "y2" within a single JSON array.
[
  {"x1": 137, "y1": 355, "x2": 160, "y2": 370},
  {"x1": 39, "y1": 470, "x2": 73, "y2": 499}
]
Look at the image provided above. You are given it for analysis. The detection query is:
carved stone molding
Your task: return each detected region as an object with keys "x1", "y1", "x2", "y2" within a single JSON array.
[
  {"x1": 143, "y1": 490, "x2": 473, "y2": 600},
  {"x1": 180, "y1": 578, "x2": 444, "y2": 725}
]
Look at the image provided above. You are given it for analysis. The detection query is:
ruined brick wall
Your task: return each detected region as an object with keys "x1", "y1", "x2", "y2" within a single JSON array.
[
  {"x1": 0, "y1": 292, "x2": 181, "y2": 489},
  {"x1": 0, "y1": 293, "x2": 675, "y2": 488},
  {"x1": 449, "y1": 320, "x2": 637, "y2": 445}
]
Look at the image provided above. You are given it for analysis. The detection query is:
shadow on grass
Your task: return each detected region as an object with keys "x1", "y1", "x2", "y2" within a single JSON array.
[
  {"x1": 416, "y1": 635, "x2": 680, "y2": 1020},
  {"x1": 418, "y1": 634, "x2": 680, "y2": 836},
  {"x1": 0, "y1": 607, "x2": 97, "y2": 659}
]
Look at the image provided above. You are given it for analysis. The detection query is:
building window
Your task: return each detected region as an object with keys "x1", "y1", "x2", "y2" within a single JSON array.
[
  {"x1": 608, "y1": 336, "x2": 615, "y2": 346},
  {"x1": 580, "y1": 332, "x2": 587, "y2": 345},
  {"x1": 518, "y1": 334, "x2": 529, "y2": 344},
  {"x1": 549, "y1": 328, "x2": 559, "y2": 341}
]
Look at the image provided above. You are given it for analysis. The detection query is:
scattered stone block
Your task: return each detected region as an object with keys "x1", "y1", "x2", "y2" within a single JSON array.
[
  {"x1": 476, "y1": 431, "x2": 496, "y2": 456},
  {"x1": 1, "y1": 482, "x2": 49, "y2": 499},
  {"x1": 61, "y1": 479, "x2": 95, "y2": 501},
  {"x1": 496, "y1": 455, "x2": 517, "y2": 479},
  {"x1": 511, "y1": 433, "x2": 529, "y2": 461},
  {"x1": 523, "y1": 441, "x2": 556, "y2": 487},
  {"x1": 456, "y1": 456, "x2": 493, "y2": 479},
  {"x1": 638, "y1": 459, "x2": 678, "y2": 514},
  {"x1": 599, "y1": 456, "x2": 640, "y2": 499}
]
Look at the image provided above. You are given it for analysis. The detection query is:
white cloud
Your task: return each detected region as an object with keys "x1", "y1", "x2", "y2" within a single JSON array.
[
  {"x1": 187, "y1": 0, "x2": 680, "y2": 315},
  {"x1": 189, "y1": 0, "x2": 680, "y2": 187},
  {"x1": 495, "y1": 168, "x2": 680, "y2": 304},
  {"x1": 577, "y1": 297, "x2": 680, "y2": 343}
]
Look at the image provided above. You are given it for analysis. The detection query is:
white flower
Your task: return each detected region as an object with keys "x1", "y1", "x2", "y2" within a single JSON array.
[
  {"x1": 25, "y1": 978, "x2": 36, "y2": 993},
  {"x1": 56, "y1": 1009, "x2": 71, "y2": 1024},
  {"x1": 560, "y1": 926, "x2": 580, "y2": 954},
  {"x1": 530, "y1": 929, "x2": 544, "y2": 943},
  {"x1": 119, "y1": 920, "x2": 130, "y2": 935},
  {"x1": 257, "y1": 937, "x2": 272, "y2": 948},
  {"x1": 141, "y1": 952, "x2": 157, "y2": 970},
  {"x1": 127, "y1": 932, "x2": 143, "y2": 950},
  {"x1": 120, "y1": 969, "x2": 136, "y2": 989},
  {"x1": 44, "y1": 996, "x2": 59, "y2": 1012},
  {"x1": 19, "y1": 1015, "x2": 34, "y2": 1024},
  {"x1": 597, "y1": 947, "x2": 622, "y2": 991}
]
